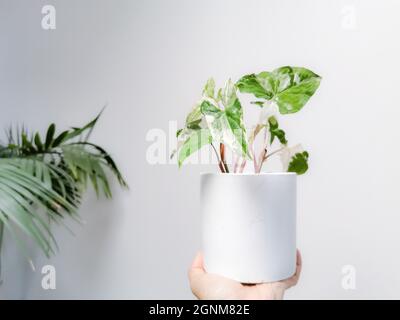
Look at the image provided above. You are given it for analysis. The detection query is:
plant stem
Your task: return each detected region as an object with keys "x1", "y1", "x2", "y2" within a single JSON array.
[
  {"x1": 219, "y1": 143, "x2": 229, "y2": 173},
  {"x1": 256, "y1": 126, "x2": 269, "y2": 173},
  {"x1": 211, "y1": 143, "x2": 226, "y2": 173},
  {"x1": 239, "y1": 159, "x2": 246, "y2": 173},
  {"x1": 233, "y1": 154, "x2": 239, "y2": 173},
  {"x1": 249, "y1": 138, "x2": 258, "y2": 173},
  {"x1": 257, "y1": 146, "x2": 286, "y2": 173},
  {"x1": 265, "y1": 146, "x2": 286, "y2": 160},
  {"x1": 257, "y1": 148, "x2": 267, "y2": 173}
]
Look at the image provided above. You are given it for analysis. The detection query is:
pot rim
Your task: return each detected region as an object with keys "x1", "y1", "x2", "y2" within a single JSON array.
[{"x1": 200, "y1": 172, "x2": 296, "y2": 176}]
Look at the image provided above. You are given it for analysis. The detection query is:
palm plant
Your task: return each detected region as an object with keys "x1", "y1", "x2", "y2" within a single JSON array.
[{"x1": 0, "y1": 110, "x2": 127, "y2": 272}]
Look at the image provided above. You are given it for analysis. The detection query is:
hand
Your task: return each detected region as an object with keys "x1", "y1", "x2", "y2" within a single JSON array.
[{"x1": 188, "y1": 250, "x2": 302, "y2": 300}]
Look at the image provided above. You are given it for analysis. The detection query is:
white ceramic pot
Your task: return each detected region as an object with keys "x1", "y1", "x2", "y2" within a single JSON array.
[{"x1": 200, "y1": 173, "x2": 297, "y2": 283}]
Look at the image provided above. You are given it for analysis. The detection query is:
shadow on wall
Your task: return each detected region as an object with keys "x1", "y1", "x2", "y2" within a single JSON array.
[
  {"x1": 0, "y1": 232, "x2": 35, "y2": 299},
  {"x1": 0, "y1": 186, "x2": 127, "y2": 299}
]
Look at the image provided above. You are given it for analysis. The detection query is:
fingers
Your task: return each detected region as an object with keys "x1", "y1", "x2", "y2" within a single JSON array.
[
  {"x1": 190, "y1": 252, "x2": 204, "y2": 270},
  {"x1": 296, "y1": 249, "x2": 302, "y2": 274},
  {"x1": 188, "y1": 250, "x2": 302, "y2": 299},
  {"x1": 188, "y1": 252, "x2": 206, "y2": 298},
  {"x1": 281, "y1": 249, "x2": 302, "y2": 289},
  {"x1": 291, "y1": 249, "x2": 302, "y2": 285},
  {"x1": 189, "y1": 251, "x2": 205, "y2": 280}
]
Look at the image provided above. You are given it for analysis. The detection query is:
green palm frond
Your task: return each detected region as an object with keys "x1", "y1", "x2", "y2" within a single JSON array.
[
  {"x1": 61, "y1": 144, "x2": 112, "y2": 197},
  {"x1": 0, "y1": 159, "x2": 78, "y2": 258},
  {"x1": 0, "y1": 110, "x2": 127, "y2": 268},
  {"x1": 62, "y1": 142, "x2": 127, "y2": 194}
]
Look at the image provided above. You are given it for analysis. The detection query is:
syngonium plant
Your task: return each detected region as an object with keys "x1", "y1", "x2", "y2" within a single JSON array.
[
  {"x1": 0, "y1": 110, "x2": 127, "y2": 271},
  {"x1": 172, "y1": 66, "x2": 321, "y2": 173}
]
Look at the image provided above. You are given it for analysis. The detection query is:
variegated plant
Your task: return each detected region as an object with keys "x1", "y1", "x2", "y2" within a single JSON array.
[{"x1": 173, "y1": 66, "x2": 321, "y2": 174}]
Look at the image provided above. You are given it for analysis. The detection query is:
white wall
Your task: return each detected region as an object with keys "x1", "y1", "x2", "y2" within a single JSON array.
[{"x1": 1, "y1": 0, "x2": 400, "y2": 299}]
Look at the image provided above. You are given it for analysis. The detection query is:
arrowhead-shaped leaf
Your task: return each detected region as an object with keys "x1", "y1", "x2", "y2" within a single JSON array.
[
  {"x1": 237, "y1": 66, "x2": 321, "y2": 114},
  {"x1": 201, "y1": 81, "x2": 249, "y2": 158},
  {"x1": 178, "y1": 129, "x2": 212, "y2": 167}
]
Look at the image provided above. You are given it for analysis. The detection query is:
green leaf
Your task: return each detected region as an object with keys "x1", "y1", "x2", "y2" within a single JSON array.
[
  {"x1": 1, "y1": 161, "x2": 77, "y2": 213},
  {"x1": 173, "y1": 79, "x2": 221, "y2": 161},
  {"x1": 185, "y1": 103, "x2": 203, "y2": 125},
  {"x1": 273, "y1": 67, "x2": 321, "y2": 114},
  {"x1": 221, "y1": 79, "x2": 238, "y2": 109},
  {"x1": 236, "y1": 73, "x2": 273, "y2": 99},
  {"x1": 224, "y1": 98, "x2": 249, "y2": 158},
  {"x1": 268, "y1": 116, "x2": 287, "y2": 145},
  {"x1": 201, "y1": 100, "x2": 222, "y2": 116},
  {"x1": 0, "y1": 187, "x2": 52, "y2": 256},
  {"x1": 200, "y1": 81, "x2": 249, "y2": 158},
  {"x1": 202, "y1": 78, "x2": 215, "y2": 98},
  {"x1": 216, "y1": 88, "x2": 223, "y2": 102},
  {"x1": 52, "y1": 130, "x2": 70, "y2": 148},
  {"x1": 62, "y1": 143, "x2": 126, "y2": 196},
  {"x1": 186, "y1": 119, "x2": 202, "y2": 130},
  {"x1": 236, "y1": 66, "x2": 321, "y2": 114},
  {"x1": 0, "y1": 111, "x2": 127, "y2": 264},
  {"x1": 22, "y1": 133, "x2": 34, "y2": 152},
  {"x1": 288, "y1": 151, "x2": 309, "y2": 175},
  {"x1": 46, "y1": 161, "x2": 80, "y2": 202},
  {"x1": 34, "y1": 133, "x2": 43, "y2": 152},
  {"x1": 0, "y1": 159, "x2": 79, "y2": 259},
  {"x1": 178, "y1": 129, "x2": 212, "y2": 167},
  {"x1": 69, "y1": 141, "x2": 128, "y2": 188},
  {"x1": 0, "y1": 182, "x2": 58, "y2": 255},
  {"x1": 63, "y1": 109, "x2": 103, "y2": 142},
  {"x1": 45, "y1": 123, "x2": 56, "y2": 149}
]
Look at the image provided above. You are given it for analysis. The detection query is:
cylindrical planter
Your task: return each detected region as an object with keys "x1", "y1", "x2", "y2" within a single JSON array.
[{"x1": 200, "y1": 173, "x2": 297, "y2": 283}]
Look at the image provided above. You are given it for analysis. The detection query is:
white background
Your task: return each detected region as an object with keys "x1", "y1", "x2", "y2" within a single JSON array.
[{"x1": 0, "y1": 0, "x2": 399, "y2": 299}]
